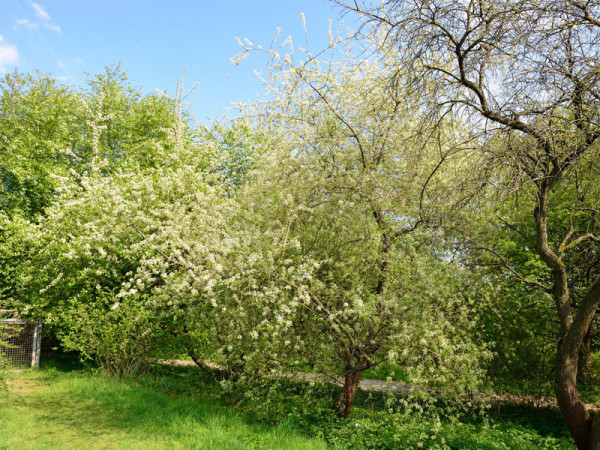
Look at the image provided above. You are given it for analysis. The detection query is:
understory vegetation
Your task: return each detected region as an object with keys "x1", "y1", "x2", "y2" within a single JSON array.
[
  {"x1": 0, "y1": 357, "x2": 575, "y2": 449},
  {"x1": 2, "y1": 1, "x2": 600, "y2": 448}
]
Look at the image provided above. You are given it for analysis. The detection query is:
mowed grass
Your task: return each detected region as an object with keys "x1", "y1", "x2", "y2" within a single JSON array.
[{"x1": 0, "y1": 365, "x2": 327, "y2": 449}]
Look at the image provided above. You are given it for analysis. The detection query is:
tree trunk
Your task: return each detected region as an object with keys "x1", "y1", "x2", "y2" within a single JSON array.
[
  {"x1": 336, "y1": 369, "x2": 364, "y2": 418},
  {"x1": 555, "y1": 277, "x2": 600, "y2": 449},
  {"x1": 580, "y1": 332, "x2": 592, "y2": 381},
  {"x1": 185, "y1": 343, "x2": 219, "y2": 373},
  {"x1": 590, "y1": 415, "x2": 600, "y2": 450},
  {"x1": 556, "y1": 343, "x2": 592, "y2": 449},
  {"x1": 534, "y1": 186, "x2": 600, "y2": 448}
]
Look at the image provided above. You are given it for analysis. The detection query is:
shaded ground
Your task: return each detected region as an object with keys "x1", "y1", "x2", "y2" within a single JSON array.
[
  {"x1": 1, "y1": 360, "x2": 577, "y2": 449},
  {"x1": 164, "y1": 359, "x2": 598, "y2": 412},
  {"x1": 0, "y1": 369, "x2": 328, "y2": 449}
]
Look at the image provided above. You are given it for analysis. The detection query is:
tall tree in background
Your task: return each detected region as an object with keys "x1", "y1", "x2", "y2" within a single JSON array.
[
  {"x1": 0, "y1": 72, "x2": 82, "y2": 308},
  {"x1": 0, "y1": 66, "x2": 178, "y2": 221},
  {"x1": 336, "y1": 0, "x2": 600, "y2": 447},
  {"x1": 0, "y1": 67, "x2": 180, "y2": 311},
  {"x1": 0, "y1": 72, "x2": 81, "y2": 221}
]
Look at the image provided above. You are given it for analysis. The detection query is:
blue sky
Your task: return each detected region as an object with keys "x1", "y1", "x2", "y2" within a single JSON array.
[{"x1": 1, "y1": 0, "x2": 347, "y2": 122}]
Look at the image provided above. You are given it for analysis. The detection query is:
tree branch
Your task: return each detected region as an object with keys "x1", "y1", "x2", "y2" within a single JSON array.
[{"x1": 477, "y1": 246, "x2": 552, "y2": 291}]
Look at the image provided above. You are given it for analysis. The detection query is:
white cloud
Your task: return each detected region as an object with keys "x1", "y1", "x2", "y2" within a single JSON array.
[
  {"x1": 45, "y1": 23, "x2": 61, "y2": 33},
  {"x1": 0, "y1": 35, "x2": 20, "y2": 72},
  {"x1": 16, "y1": 2, "x2": 62, "y2": 33},
  {"x1": 31, "y1": 2, "x2": 51, "y2": 22},
  {"x1": 14, "y1": 18, "x2": 39, "y2": 29}
]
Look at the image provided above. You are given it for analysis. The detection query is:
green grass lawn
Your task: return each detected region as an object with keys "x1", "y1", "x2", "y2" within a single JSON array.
[
  {"x1": 0, "y1": 363, "x2": 327, "y2": 449},
  {"x1": 0, "y1": 357, "x2": 577, "y2": 449}
]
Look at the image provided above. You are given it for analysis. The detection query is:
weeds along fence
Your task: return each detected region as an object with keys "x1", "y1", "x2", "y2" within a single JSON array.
[{"x1": 1, "y1": 316, "x2": 42, "y2": 368}]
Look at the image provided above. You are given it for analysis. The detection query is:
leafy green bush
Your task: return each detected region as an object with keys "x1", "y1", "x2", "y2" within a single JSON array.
[{"x1": 58, "y1": 294, "x2": 163, "y2": 378}]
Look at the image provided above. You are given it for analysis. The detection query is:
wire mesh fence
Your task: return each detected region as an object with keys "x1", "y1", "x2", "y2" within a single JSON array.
[{"x1": 1, "y1": 319, "x2": 42, "y2": 368}]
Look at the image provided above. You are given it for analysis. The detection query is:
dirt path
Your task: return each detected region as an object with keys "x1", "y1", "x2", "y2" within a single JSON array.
[
  {"x1": 6, "y1": 376, "x2": 49, "y2": 395},
  {"x1": 163, "y1": 359, "x2": 599, "y2": 411}
]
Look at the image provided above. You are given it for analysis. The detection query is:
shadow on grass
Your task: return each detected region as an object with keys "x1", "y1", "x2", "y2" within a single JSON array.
[
  {"x1": 26, "y1": 357, "x2": 574, "y2": 449},
  {"x1": 7, "y1": 359, "x2": 326, "y2": 449}
]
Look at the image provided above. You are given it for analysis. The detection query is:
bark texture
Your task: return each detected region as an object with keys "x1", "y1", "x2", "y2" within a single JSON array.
[
  {"x1": 580, "y1": 332, "x2": 593, "y2": 381},
  {"x1": 336, "y1": 369, "x2": 364, "y2": 418},
  {"x1": 531, "y1": 184, "x2": 600, "y2": 449},
  {"x1": 555, "y1": 278, "x2": 600, "y2": 449}
]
